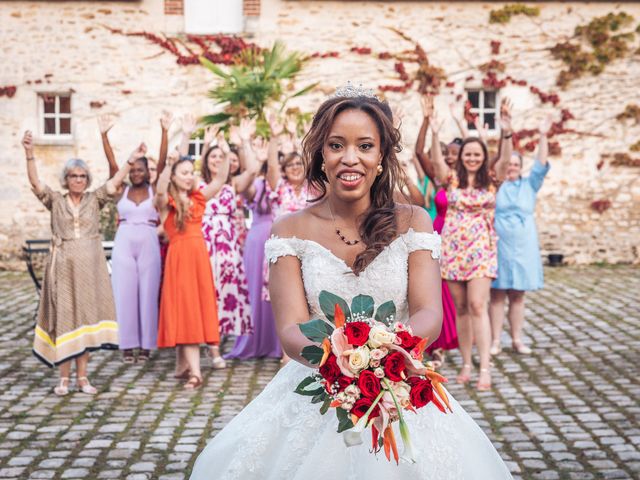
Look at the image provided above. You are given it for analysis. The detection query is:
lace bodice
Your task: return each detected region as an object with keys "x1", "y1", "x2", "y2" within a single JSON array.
[{"x1": 265, "y1": 229, "x2": 441, "y2": 322}]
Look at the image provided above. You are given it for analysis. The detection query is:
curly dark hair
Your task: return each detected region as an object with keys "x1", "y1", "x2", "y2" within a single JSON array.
[{"x1": 303, "y1": 95, "x2": 404, "y2": 275}]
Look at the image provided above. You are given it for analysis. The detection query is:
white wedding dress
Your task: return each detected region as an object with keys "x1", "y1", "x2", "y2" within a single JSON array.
[{"x1": 190, "y1": 229, "x2": 513, "y2": 480}]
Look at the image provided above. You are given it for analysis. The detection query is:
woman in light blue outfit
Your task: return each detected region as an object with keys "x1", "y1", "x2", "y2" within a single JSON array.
[{"x1": 489, "y1": 118, "x2": 551, "y2": 356}]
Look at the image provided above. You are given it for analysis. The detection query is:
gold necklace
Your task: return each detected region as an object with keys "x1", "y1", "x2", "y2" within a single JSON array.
[{"x1": 327, "y1": 201, "x2": 360, "y2": 246}]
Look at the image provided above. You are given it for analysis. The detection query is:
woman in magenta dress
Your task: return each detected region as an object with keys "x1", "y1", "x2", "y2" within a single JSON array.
[{"x1": 415, "y1": 99, "x2": 460, "y2": 368}]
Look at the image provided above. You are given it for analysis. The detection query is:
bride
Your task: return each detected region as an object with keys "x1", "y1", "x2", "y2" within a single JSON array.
[{"x1": 190, "y1": 87, "x2": 513, "y2": 479}]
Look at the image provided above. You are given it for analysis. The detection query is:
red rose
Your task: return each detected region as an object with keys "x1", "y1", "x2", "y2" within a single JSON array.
[
  {"x1": 344, "y1": 321, "x2": 371, "y2": 347},
  {"x1": 351, "y1": 397, "x2": 381, "y2": 420},
  {"x1": 357, "y1": 370, "x2": 382, "y2": 399},
  {"x1": 319, "y1": 354, "x2": 341, "y2": 385},
  {"x1": 383, "y1": 351, "x2": 406, "y2": 382},
  {"x1": 396, "y1": 331, "x2": 421, "y2": 351},
  {"x1": 336, "y1": 375, "x2": 353, "y2": 392},
  {"x1": 409, "y1": 378, "x2": 434, "y2": 408}
]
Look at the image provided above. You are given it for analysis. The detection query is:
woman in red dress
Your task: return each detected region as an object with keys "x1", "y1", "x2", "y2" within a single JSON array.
[{"x1": 155, "y1": 150, "x2": 229, "y2": 389}]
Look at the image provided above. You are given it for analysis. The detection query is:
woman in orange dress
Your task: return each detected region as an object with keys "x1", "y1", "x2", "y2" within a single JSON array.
[{"x1": 155, "y1": 150, "x2": 229, "y2": 389}]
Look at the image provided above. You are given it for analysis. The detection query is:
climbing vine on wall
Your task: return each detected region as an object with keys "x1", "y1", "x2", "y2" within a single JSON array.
[
  {"x1": 550, "y1": 12, "x2": 638, "y2": 88},
  {"x1": 488, "y1": 3, "x2": 540, "y2": 24}
]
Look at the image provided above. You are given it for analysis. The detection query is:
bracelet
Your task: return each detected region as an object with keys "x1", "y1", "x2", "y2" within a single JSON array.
[
  {"x1": 502, "y1": 133, "x2": 513, "y2": 139},
  {"x1": 26, "y1": 156, "x2": 35, "y2": 161}
]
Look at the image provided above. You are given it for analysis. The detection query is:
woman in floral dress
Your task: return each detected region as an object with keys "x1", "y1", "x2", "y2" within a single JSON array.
[
  {"x1": 200, "y1": 120, "x2": 261, "y2": 368},
  {"x1": 429, "y1": 99, "x2": 514, "y2": 391}
]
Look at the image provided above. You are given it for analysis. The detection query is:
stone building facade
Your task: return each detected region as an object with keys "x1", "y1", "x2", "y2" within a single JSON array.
[{"x1": 0, "y1": 0, "x2": 638, "y2": 269}]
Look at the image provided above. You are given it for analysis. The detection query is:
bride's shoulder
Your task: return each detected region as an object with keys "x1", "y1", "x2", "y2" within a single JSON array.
[
  {"x1": 270, "y1": 208, "x2": 316, "y2": 239},
  {"x1": 394, "y1": 203, "x2": 435, "y2": 235}
]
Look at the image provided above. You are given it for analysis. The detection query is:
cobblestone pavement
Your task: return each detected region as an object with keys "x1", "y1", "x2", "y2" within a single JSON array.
[{"x1": 0, "y1": 266, "x2": 638, "y2": 480}]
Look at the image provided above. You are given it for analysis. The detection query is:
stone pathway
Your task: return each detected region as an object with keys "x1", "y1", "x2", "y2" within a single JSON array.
[{"x1": 0, "y1": 266, "x2": 638, "y2": 480}]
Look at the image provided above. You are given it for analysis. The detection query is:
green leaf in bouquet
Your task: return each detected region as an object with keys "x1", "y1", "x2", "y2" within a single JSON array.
[
  {"x1": 294, "y1": 376, "x2": 325, "y2": 397},
  {"x1": 319, "y1": 396, "x2": 331, "y2": 415},
  {"x1": 311, "y1": 391, "x2": 328, "y2": 404},
  {"x1": 301, "y1": 345, "x2": 324, "y2": 365},
  {"x1": 336, "y1": 406, "x2": 354, "y2": 433},
  {"x1": 319, "y1": 291, "x2": 351, "y2": 323},
  {"x1": 351, "y1": 295, "x2": 375, "y2": 318},
  {"x1": 299, "y1": 318, "x2": 334, "y2": 342},
  {"x1": 201, "y1": 112, "x2": 232, "y2": 126},
  {"x1": 374, "y1": 300, "x2": 396, "y2": 326}
]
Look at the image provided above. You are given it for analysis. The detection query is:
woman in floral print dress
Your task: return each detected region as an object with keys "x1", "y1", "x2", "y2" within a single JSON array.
[
  {"x1": 429, "y1": 99, "x2": 514, "y2": 391},
  {"x1": 200, "y1": 120, "x2": 262, "y2": 368}
]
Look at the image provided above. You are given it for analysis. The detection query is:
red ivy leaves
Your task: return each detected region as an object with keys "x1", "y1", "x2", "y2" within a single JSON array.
[{"x1": 0, "y1": 86, "x2": 17, "y2": 98}]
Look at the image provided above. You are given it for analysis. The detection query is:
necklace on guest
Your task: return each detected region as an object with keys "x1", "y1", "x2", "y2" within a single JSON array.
[{"x1": 327, "y1": 201, "x2": 360, "y2": 246}]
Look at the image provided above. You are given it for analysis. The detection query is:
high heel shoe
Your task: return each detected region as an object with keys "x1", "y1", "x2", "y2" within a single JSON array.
[
  {"x1": 489, "y1": 341, "x2": 502, "y2": 356},
  {"x1": 54, "y1": 377, "x2": 70, "y2": 396},
  {"x1": 477, "y1": 368, "x2": 492, "y2": 391},
  {"x1": 456, "y1": 364, "x2": 472, "y2": 384},
  {"x1": 77, "y1": 377, "x2": 98, "y2": 395},
  {"x1": 184, "y1": 375, "x2": 202, "y2": 390}
]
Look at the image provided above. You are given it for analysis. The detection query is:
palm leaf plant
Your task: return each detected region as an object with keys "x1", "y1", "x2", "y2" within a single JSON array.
[{"x1": 200, "y1": 40, "x2": 317, "y2": 137}]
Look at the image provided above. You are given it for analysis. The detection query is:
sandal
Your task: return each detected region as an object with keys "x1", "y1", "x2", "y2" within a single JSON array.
[
  {"x1": 54, "y1": 377, "x2": 70, "y2": 396},
  {"x1": 174, "y1": 369, "x2": 191, "y2": 380},
  {"x1": 431, "y1": 348, "x2": 445, "y2": 370},
  {"x1": 122, "y1": 349, "x2": 135, "y2": 364},
  {"x1": 477, "y1": 368, "x2": 492, "y2": 391},
  {"x1": 512, "y1": 341, "x2": 532, "y2": 355},
  {"x1": 456, "y1": 364, "x2": 472, "y2": 384},
  {"x1": 77, "y1": 377, "x2": 98, "y2": 395},
  {"x1": 138, "y1": 349, "x2": 150, "y2": 362},
  {"x1": 184, "y1": 375, "x2": 202, "y2": 390}
]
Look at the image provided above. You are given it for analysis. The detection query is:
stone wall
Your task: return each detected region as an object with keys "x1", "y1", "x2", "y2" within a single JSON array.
[{"x1": 0, "y1": 0, "x2": 638, "y2": 269}]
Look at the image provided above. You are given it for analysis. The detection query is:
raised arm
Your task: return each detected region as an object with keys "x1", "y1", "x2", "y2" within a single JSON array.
[
  {"x1": 231, "y1": 119, "x2": 261, "y2": 194},
  {"x1": 537, "y1": 115, "x2": 550, "y2": 167},
  {"x1": 22, "y1": 131, "x2": 44, "y2": 195},
  {"x1": 473, "y1": 117, "x2": 489, "y2": 145},
  {"x1": 157, "y1": 110, "x2": 173, "y2": 178},
  {"x1": 155, "y1": 148, "x2": 177, "y2": 212},
  {"x1": 98, "y1": 114, "x2": 118, "y2": 177},
  {"x1": 201, "y1": 146, "x2": 231, "y2": 200},
  {"x1": 450, "y1": 101, "x2": 468, "y2": 139},
  {"x1": 493, "y1": 98, "x2": 514, "y2": 183},
  {"x1": 266, "y1": 115, "x2": 284, "y2": 190},
  {"x1": 428, "y1": 113, "x2": 451, "y2": 185},
  {"x1": 178, "y1": 114, "x2": 196, "y2": 158},
  {"x1": 415, "y1": 94, "x2": 435, "y2": 180}
]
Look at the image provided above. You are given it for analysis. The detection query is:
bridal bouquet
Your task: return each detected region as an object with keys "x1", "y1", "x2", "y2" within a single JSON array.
[{"x1": 294, "y1": 291, "x2": 451, "y2": 464}]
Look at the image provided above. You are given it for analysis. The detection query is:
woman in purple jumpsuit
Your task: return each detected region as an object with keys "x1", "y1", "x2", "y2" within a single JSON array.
[{"x1": 111, "y1": 154, "x2": 161, "y2": 363}]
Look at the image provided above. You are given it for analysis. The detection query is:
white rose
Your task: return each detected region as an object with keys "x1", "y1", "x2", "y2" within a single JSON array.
[
  {"x1": 347, "y1": 346, "x2": 371, "y2": 374},
  {"x1": 374, "y1": 367, "x2": 385, "y2": 378},
  {"x1": 344, "y1": 384, "x2": 361, "y2": 397},
  {"x1": 368, "y1": 326, "x2": 396, "y2": 349}
]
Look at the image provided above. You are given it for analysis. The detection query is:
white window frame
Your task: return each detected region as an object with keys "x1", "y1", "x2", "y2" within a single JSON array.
[
  {"x1": 184, "y1": 0, "x2": 244, "y2": 34},
  {"x1": 37, "y1": 92, "x2": 73, "y2": 144},
  {"x1": 466, "y1": 89, "x2": 499, "y2": 134},
  {"x1": 188, "y1": 136, "x2": 205, "y2": 161}
]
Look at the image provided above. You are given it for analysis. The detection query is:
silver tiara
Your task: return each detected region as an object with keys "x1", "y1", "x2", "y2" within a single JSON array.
[{"x1": 331, "y1": 81, "x2": 378, "y2": 99}]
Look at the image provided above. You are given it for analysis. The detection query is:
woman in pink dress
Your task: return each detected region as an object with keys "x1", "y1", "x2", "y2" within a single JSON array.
[
  {"x1": 200, "y1": 120, "x2": 262, "y2": 368},
  {"x1": 429, "y1": 99, "x2": 514, "y2": 391}
]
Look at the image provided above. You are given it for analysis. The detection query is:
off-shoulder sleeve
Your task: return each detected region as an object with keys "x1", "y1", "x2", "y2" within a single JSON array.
[
  {"x1": 264, "y1": 236, "x2": 305, "y2": 264},
  {"x1": 403, "y1": 229, "x2": 441, "y2": 259},
  {"x1": 33, "y1": 184, "x2": 61, "y2": 211}
]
